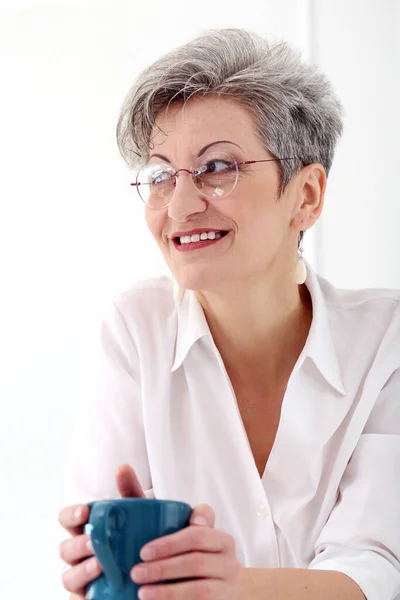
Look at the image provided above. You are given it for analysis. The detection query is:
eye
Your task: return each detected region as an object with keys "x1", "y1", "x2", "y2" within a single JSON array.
[
  {"x1": 151, "y1": 169, "x2": 173, "y2": 185},
  {"x1": 203, "y1": 159, "x2": 234, "y2": 173}
]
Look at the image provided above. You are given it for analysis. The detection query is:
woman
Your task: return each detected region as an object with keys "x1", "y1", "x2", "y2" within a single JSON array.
[{"x1": 58, "y1": 28, "x2": 400, "y2": 600}]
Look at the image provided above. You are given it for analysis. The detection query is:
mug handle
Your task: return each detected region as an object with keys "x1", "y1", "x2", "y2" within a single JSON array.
[{"x1": 89, "y1": 504, "x2": 125, "y2": 593}]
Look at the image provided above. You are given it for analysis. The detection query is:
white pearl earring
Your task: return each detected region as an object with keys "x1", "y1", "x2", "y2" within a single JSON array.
[{"x1": 295, "y1": 238, "x2": 307, "y2": 284}]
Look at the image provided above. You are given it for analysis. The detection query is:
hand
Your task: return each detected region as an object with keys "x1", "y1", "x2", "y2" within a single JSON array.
[
  {"x1": 59, "y1": 464, "x2": 145, "y2": 599},
  {"x1": 131, "y1": 503, "x2": 242, "y2": 600}
]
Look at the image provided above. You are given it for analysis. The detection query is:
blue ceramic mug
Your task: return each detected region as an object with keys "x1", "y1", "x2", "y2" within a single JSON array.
[{"x1": 84, "y1": 498, "x2": 192, "y2": 600}]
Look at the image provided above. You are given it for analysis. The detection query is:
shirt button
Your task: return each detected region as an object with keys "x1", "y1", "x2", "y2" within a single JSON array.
[{"x1": 257, "y1": 504, "x2": 267, "y2": 518}]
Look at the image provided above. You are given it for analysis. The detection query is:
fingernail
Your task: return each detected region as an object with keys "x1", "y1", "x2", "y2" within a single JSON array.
[
  {"x1": 140, "y1": 547, "x2": 156, "y2": 560},
  {"x1": 138, "y1": 587, "x2": 157, "y2": 600},
  {"x1": 86, "y1": 539, "x2": 94, "y2": 553},
  {"x1": 132, "y1": 566, "x2": 148, "y2": 582},
  {"x1": 192, "y1": 515, "x2": 207, "y2": 526},
  {"x1": 73, "y1": 507, "x2": 82, "y2": 521},
  {"x1": 86, "y1": 557, "x2": 99, "y2": 575}
]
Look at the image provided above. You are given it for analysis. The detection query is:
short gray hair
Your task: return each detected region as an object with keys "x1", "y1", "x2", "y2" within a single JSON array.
[{"x1": 116, "y1": 27, "x2": 344, "y2": 237}]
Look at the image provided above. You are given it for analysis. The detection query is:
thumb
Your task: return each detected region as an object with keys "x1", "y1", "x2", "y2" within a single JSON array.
[
  {"x1": 189, "y1": 503, "x2": 215, "y2": 527},
  {"x1": 116, "y1": 464, "x2": 146, "y2": 498}
]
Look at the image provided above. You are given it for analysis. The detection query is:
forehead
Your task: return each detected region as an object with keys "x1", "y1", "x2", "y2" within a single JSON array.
[{"x1": 151, "y1": 95, "x2": 259, "y2": 156}]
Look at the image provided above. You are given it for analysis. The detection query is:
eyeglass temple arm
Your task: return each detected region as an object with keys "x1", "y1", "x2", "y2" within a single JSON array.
[{"x1": 237, "y1": 158, "x2": 296, "y2": 166}]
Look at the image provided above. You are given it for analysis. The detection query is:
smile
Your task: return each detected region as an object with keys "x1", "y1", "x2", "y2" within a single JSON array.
[{"x1": 172, "y1": 231, "x2": 230, "y2": 252}]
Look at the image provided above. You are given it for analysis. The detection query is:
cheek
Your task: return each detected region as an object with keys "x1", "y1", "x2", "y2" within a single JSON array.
[
  {"x1": 235, "y1": 200, "x2": 284, "y2": 255},
  {"x1": 145, "y1": 209, "x2": 164, "y2": 241}
]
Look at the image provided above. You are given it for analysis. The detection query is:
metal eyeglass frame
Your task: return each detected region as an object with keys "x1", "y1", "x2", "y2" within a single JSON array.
[{"x1": 130, "y1": 156, "x2": 298, "y2": 209}]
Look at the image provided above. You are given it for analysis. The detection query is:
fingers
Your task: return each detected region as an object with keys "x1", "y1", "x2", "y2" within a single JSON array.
[
  {"x1": 58, "y1": 504, "x2": 89, "y2": 536},
  {"x1": 189, "y1": 503, "x2": 216, "y2": 527},
  {"x1": 58, "y1": 503, "x2": 100, "y2": 595},
  {"x1": 140, "y1": 523, "x2": 236, "y2": 562},
  {"x1": 61, "y1": 556, "x2": 102, "y2": 596},
  {"x1": 116, "y1": 463, "x2": 145, "y2": 498},
  {"x1": 132, "y1": 551, "x2": 240, "y2": 584},
  {"x1": 135, "y1": 578, "x2": 236, "y2": 600},
  {"x1": 59, "y1": 534, "x2": 94, "y2": 566}
]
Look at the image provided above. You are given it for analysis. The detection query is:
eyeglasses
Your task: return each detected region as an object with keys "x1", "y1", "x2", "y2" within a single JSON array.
[{"x1": 129, "y1": 151, "x2": 297, "y2": 209}]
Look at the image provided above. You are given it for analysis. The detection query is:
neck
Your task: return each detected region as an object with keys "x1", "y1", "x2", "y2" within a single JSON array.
[{"x1": 195, "y1": 271, "x2": 312, "y2": 377}]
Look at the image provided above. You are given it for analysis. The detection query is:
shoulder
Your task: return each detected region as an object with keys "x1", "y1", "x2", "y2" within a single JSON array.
[
  {"x1": 318, "y1": 272, "x2": 400, "y2": 323},
  {"x1": 316, "y1": 273, "x2": 400, "y2": 372},
  {"x1": 98, "y1": 275, "x2": 177, "y2": 349},
  {"x1": 113, "y1": 275, "x2": 175, "y2": 313}
]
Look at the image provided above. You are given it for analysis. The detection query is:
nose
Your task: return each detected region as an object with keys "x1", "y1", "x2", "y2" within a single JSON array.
[{"x1": 167, "y1": 170, "x2": 207, "y2": 222}]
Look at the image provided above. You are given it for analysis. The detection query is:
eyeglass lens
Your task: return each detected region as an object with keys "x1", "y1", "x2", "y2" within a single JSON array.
[{"x1": 135, "y1": 151, "x2": 239, "y2": 208}]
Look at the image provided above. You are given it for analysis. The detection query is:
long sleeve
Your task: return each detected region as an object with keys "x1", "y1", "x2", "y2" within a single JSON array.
[
  {"x1": 63, "y1": 301, "x2": 153, "y2": 504},
  {"x1": 308, "y1": 367, "x2": 400, "y2": 600}
]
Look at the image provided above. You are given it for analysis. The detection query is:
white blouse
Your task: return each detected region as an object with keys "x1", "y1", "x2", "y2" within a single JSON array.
[{"x1": 64, "y1": 261, "x2": 400, "y2": 600}]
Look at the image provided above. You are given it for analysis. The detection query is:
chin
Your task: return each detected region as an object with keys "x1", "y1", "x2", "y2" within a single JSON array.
[{"x1": 172, "y1": 264, "x2": 223, "y2": 292}]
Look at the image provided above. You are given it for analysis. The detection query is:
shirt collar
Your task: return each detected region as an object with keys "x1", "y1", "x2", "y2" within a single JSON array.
[
  {"x1": 171, "y1": 283, "x2": 211, "y2": 372},
  {"x1": 303, "y1": 261, "x2": 346, "y2": 395},
  {"x1": 170, "y1": 260, "x2": 346, "y2": 395}
]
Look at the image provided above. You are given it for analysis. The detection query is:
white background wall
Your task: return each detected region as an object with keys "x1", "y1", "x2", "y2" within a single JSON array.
[{"x1": 0, "y1": 1, "x2": 399, "y2": 598}]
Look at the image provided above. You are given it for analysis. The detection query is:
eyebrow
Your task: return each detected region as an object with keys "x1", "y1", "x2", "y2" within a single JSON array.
[{"x1": 149, "y1": 140, "x2": 243, "y2": 163}]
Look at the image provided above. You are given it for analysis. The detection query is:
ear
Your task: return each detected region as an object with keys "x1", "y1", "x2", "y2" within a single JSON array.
[{"x1": 291, "y1": 163, "x2": 327, "y2": 232}]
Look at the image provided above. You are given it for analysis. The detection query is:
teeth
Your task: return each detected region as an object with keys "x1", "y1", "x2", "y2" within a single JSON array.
[{"x1": 179, "y1": 231, "x2": 224, "y2": 244}]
